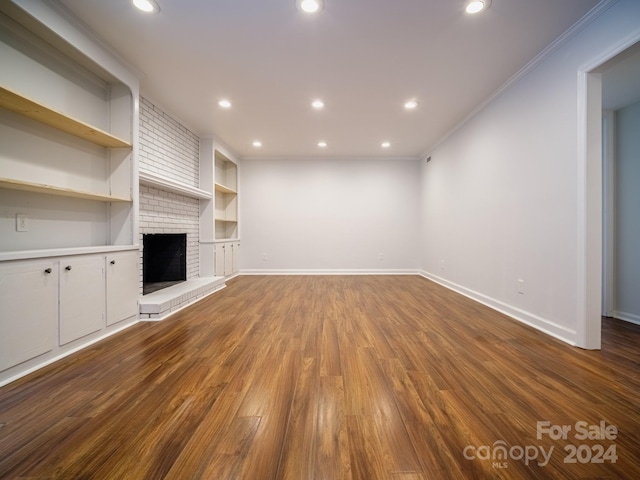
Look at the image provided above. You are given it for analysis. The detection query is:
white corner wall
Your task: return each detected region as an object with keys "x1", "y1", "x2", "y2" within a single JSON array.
[
  {"x1": 614, "y1": 100, "x2": 640, "y2": 324},
  {"x1": 419, "y1": 0, "x2": 640, "y2": 346},
  {"x1": 241, "y1": 157, "x2": 420, "y2": 273}
]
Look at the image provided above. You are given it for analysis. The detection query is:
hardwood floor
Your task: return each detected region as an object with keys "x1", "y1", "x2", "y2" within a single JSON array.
[{"x1": 0, "y1": 275, "x2": 639, "y2": 479}]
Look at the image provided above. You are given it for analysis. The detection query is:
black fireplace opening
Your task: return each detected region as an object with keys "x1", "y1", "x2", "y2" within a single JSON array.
[{"x1": 143, "y1": 233, "x2": 187, "y2": 295}]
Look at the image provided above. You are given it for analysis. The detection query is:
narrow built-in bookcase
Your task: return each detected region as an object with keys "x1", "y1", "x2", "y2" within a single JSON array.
[
  {"x1": 214, "y1": 151, "x2": 238, "y2": 240},
  {"x1": 199, "y1": 140, "x2": 240, "y2": 278}
]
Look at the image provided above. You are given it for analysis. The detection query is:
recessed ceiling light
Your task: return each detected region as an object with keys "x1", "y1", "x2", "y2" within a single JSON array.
[
  {"x1": 218, "y1": 99, "x2": 232, "y2": 109},
  {"x1": 404, "y1": 100, "x2": 418, "y2": 110},
  {"x1": 132, "y1": 0, "x2": 160, "y2": 13},
  {"x1": 312, "y1": 99, "x2": 325, "y2": 109},
  {"x1": 297, "y1": 0, "x2": 324, "y2": 14},
  {"x1": 466, "y1": 0, "x2": 491, "y2": 14},
  {"x1": 318, "y1": 141, "x2": 328, "y2": 148},
  {"x1": 381, "y1": 142, "x2": 391, "y2": 148},
  {"x1": 252, "y1": 141, "x2": 262, "y2": 148}
]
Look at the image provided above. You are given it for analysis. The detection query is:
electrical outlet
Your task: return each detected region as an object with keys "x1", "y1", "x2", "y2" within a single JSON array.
[
  {"x1": 16, "y1": 214, "x2": 28, "y2": 232},
  {"x1": 262, "y1": 253, "x2": 268, "y2": 261},
  {"x1": 517, "y1": 279, "x2": 525, "y2": 295},
  {"x1": 378, "y1": 252, "x2": 384, "y2": 261}
]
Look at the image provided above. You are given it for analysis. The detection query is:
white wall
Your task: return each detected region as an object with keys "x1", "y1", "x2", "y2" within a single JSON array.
[
  {"x1": 420, "y1": 0, "x2": 640, "y2": 345},
  {"x1": 241, "y1": 157, "x2": 420, "y2": 273},
  {"x1": 614, "y1": 100, "x2": 640, "y2": 323}
]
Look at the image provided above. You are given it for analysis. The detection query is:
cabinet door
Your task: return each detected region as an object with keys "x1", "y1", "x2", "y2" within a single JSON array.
[
  {"x1": 59, "y1": 256, "x2": 105, "y2": 345},
  {"x1": 215, "y1": 243, "x2": 226, "y2": 277},
  {"x1": 106, "y1": 251, "x2": 139, "y2": 326},
  {"x1": 0, "y1": 260, "x2": 57, "y2": 372},
  {"x1": 231, "y1": 242, "x2": 240, "y2": 274},
  {"x1": 224, "y1": 242, "x2": 233, "y2": 276}
]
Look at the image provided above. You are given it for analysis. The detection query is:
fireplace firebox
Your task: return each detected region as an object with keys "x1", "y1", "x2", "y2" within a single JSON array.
[{"x1": 143, "y1": 233, "x2": 187, "y2": 295}]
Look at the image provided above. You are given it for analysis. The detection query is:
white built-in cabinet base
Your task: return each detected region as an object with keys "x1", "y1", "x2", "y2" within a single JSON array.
[
  {"x1": 0, "y1": 250, "x2": 139, "y2": 386},
  {"x1": 215, "y1": 241, "x2": 240, "y2": 277}
]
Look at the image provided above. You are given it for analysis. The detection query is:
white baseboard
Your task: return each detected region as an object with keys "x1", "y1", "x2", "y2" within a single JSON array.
[
  {"x1": 419, "y1": 270, "x2": 577, "y2": 346},
  {"x1": 239, "y1": 268, "x2": 420, "y2": 275},
  {"x1": 613, "y1": 310, "x2": 640, "y2": 326}
]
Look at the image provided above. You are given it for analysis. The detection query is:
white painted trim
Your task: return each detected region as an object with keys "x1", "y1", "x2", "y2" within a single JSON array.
[
  {"x1": 240, "y1": 156, "x2": 418, "y2": 162},
  {"x1": 419, "y1": 270, "x2": 577, "y2": 346},
  {"x1": 0, "y1": 245, "x2": 140, "y2": 262},
  {"x1": 601, "y1": 110, "x2": 616, "y2": 317},
  {"x1": 139, "y1": 170, "x2": 212, "y2": 199},
  {"x1": 613, "y1": 311, "x2": 640, "y2": 326},
  {"x1": 0, "y1": 317, "x2": 138, "y2": 388},
  {"x1": 240, "y1": 269, "x2": 420, "y2": 276},
  {"x1": 575, "y1": 70, "x2": 602, "y2": 349}
]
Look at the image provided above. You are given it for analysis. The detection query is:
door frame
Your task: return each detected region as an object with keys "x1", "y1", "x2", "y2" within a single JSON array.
[{"x1": 577, "y1": 32, "x2": 640, "y2": 349}]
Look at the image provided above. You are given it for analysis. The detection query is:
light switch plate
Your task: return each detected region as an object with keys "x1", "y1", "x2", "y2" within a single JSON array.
[{"x1": 16, "y1": 213, "x2": 28, "y2": 232}]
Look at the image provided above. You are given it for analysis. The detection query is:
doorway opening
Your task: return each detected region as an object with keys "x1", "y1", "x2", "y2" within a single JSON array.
[{"x1": 580, "y1": 36, "x2": 640, "y2": 349}]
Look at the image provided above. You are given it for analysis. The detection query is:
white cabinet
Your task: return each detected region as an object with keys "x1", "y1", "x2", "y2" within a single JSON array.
[
  {"x1": 0, "y1": 250, "x2": 139, "y2": 382},
  {"x1": 106, "y1": 251, "x2": 139, "y2": 326},
  {"x1": 59, "y1": 256, "x2": 105, "y2": 345},
  {"x1": 0, "y1": 260, "x2": 57, "y2": 372},
  {"x1": 215, "y1": 243, "x2": 227, "y2": 277},
  {"x1": 231, "y1": 241, "x2": 241, "y2": 274},
  {"x1": 215, "y1": 241, "x2": 240, "y2": 277}
]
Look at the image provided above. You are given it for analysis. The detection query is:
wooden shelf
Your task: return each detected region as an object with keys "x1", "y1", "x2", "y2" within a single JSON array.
[
  {"x1": 0, "y1": 86, "x2": 131, "y2": 148},
  {"x1": 215, "y1": 217, "x2": 238, "y2": 223},
  {"x1": 215, "y1": 182, "x2": 237, "y2": 195},
  {"x1": 0, "y1": 177, "x2": 131, "y2": 202}
]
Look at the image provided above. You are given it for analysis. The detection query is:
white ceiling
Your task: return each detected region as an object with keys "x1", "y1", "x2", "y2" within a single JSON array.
[{"x1": 54, "y1": 0, "x2": 602, "y2": 159}]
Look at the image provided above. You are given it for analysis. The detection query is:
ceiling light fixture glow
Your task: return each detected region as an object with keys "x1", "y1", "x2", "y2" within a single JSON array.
[
  {"x1": 252, "y1": 141, "x2": 262, "y2": 148},
  {"x1": 317, "y1": 141, "x2": 327, "y2": 148},
  {"x1": 218, "y1": 99, "x2": 232, "y2": 109},
  {"x1": 312, "y1": 99, "x2": 325, "y2": 109},
  {"x1": 132, "y1": 0, "x2": 160, "y2": 13},
  {"x1": 381, "y1": 142, "x2": 391, "y2": 148},
  {"x1": 297, "y1": 0, "x2": 324, "y2": 14},
  {"x1": 404, "y1": 100, "x2": 418, "y2": 110},
  {"x1": 466, "y1": 0, "x2": 491, "y2": 14}
]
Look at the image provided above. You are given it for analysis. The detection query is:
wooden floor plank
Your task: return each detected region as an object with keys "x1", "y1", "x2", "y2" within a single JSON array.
[
  {"x1": 277, "y1": 357, "x2": 319, "y2": 479},
  {"x1": 1, "y1": 275, "x2": 639, "y2": 479},
  {"x1": 314, "y1": 376, "x2": 352, "y2": 480}
]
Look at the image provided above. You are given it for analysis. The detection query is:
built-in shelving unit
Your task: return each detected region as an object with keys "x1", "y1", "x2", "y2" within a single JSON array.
[
  {"x1": 214, "y1": 151, "x2": 238, "y2": 240},
  {"x1": 198, "y1": 141, "x2": 240, "y2": 278},
  {"x1": 0, "y1": 1, "x2": 139, "y2": 387},
  {"x1": 0, "y1": 86, "x2": 132, "y2": 148},
  {"x1": 0, "y1": 11, "x2": 135, "y2": 256}
]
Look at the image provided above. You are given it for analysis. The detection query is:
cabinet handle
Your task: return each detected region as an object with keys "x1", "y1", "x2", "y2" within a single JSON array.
[
  {"x1": 65, "y1": 266, "x2": 72, "y2": 271},
  {"x1": 44, "y1": 268, "x2": 52, "y2": 274},
  {"x1": 110, "y1": 260, "x2": 116, "y2": 265}
]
